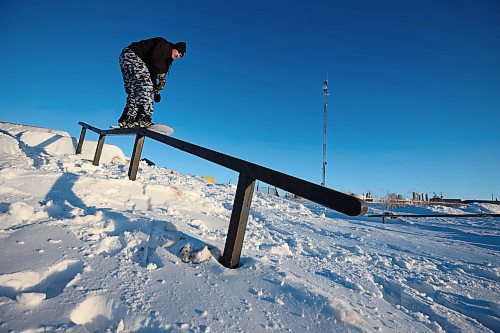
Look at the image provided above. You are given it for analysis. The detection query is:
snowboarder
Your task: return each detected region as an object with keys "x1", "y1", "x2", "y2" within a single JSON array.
[{"x1": 118, "y1": 37, "x2": 186, "y2": 128}]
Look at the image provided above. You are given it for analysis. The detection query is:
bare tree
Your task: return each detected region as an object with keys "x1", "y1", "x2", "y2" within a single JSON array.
[{"x1": 383, "y1": 192, "x2": 405, "y2": 210}]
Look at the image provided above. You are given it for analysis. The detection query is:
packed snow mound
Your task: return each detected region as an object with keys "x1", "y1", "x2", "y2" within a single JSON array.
[
  {"x1": 0, "y1": 121, "x2": 126, "y2": 164},
  {"x1": 0, "y1": 132, "x2": 23, "y2": 156},
  {"x1": 475, "y1": 203, "x2": 500, "y2": 214},
  {"x1": 0, "y1": 121, "x2": 499, "y2": 333},
  {"x1": 19, "y1": 131, "x2": 77, "y2": 156}
]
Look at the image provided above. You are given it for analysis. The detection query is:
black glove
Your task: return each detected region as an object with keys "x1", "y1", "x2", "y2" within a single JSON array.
[
  {"x1": 154, "y1": 92, "x2": 161, "y2": 103},
  {"x1": 157, "y1": 73, "x2": 166, "y2": 90}
]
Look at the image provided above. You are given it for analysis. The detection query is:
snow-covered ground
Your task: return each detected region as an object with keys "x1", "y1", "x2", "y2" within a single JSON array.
[{"x1": 0, "y1": 121, "x2": 498, "y2": 333}]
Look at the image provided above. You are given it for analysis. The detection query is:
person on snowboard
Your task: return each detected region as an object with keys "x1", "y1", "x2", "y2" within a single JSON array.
[{"x1": 118, "y1": 37, "x2": 186, "y2": 128}]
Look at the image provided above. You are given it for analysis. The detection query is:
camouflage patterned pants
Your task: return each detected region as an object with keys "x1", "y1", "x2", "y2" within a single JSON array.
[{"x1": 118, "y1": 47, "x2": 154, "y2": 123}]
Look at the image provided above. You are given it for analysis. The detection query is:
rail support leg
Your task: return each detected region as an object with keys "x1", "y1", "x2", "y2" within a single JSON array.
[
  {"x1": 220, "y1": 173, "x2": 256, "y2": 268},
  {"x1": 128, "y1": 134, "x2": 145, "y2": 181},
  {"x1": 93, "y1": 134, "x2": 106, "y2": 166},
  {"x1": 76, "y1": 127, "x2": 86, "y2": 154}
]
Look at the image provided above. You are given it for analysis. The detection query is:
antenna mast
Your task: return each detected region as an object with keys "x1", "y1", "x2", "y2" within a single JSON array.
[{"x1": 322, "y1": 76, "x2": 329, "y2": 187}]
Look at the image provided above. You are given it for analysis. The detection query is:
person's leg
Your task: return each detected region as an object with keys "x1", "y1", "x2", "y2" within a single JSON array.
[
  {"x1": 132, "y1": 62, "x2": 155, "y2": 126},
  {"x1": 118, "y1": 48, "x2": 140, "y2": 126},
  {"x1": 118, "y1": 93, "x2": 137, "y2": 124}
]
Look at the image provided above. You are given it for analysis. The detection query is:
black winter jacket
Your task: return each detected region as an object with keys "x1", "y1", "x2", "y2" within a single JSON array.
[{"x1": 128, "y1": 37, "x2": 174, "y2": 84}]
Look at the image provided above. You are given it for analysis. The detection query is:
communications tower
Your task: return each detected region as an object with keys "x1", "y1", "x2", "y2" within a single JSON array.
[{"x1": 322, "y1": 78, "x2": 328, "y2": 187}]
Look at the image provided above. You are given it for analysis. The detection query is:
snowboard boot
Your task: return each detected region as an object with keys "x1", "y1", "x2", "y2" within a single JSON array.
[
  {"x1": 118, "y1": 109, "x2": 138, "y2": 128},
  {"x1": 118, "y1": 117, "x2": 137, "y2": 128},
  {"x1": 137, "y1": 115, "x2": 154, "y2": 127}
]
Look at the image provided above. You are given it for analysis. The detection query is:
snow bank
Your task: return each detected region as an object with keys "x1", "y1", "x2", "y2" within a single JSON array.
[{"x1": 0, "y1": 121, "x2": 126, "y2": 164}]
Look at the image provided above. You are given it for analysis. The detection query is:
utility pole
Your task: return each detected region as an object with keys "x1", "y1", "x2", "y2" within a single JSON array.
[{"x1": 322, "y1": 77, "x2": 329, "y2": 187}]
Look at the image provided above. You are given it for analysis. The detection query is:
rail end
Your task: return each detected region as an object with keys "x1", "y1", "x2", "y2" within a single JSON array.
[{"x1": 348, "y1": 198, "x2": 368, "y2": 216}]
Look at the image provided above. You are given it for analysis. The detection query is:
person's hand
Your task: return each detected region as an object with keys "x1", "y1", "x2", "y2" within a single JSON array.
[{"x1": 154, "y1": 92, "x2": 161, "y2": 103}]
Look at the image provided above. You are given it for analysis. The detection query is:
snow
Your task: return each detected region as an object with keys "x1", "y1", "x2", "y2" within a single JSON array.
[{"x1": 0, "y1": 121, "x2": 499, "y2": 332}]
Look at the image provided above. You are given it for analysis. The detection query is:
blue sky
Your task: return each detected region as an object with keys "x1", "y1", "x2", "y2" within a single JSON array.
[{"x1": 1, "y1": 0, "x2": 499, "y2": 200}]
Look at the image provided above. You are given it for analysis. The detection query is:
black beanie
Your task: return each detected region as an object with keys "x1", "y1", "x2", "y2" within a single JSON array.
[{"x1": 173, "y1": 42, "x2": 186, "y2": 56}]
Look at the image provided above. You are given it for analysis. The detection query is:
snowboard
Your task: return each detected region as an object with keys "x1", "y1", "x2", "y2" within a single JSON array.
[{"x1": 110, "y1": 123, "x2": 174, "y2": 136}]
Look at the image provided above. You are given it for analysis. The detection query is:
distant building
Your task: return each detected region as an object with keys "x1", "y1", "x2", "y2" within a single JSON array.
[
  {"x1": 429, "y1": 197, "x2": 462, "y2": 204},
  {"x1": 412, "y1": 192, "x2": 429, "y2": 203},
  {"x1": 442, "y1": 198, "x2": 463, "y2": 203},
  {"x1": 463, "y1": 199, "x2": 500, "y2": 205}
]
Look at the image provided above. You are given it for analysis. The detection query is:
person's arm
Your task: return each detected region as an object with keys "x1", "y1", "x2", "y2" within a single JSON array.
[{"x1": 150, "y1": 39, "x2": 172, "y2": 79}]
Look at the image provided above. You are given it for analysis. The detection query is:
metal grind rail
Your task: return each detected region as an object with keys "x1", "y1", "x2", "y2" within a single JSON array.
[
  {"x1": 76, "y1": 121, "x2": 368, "y2": 268},
  {"x1": 368, "y1": 212, "x2": 500, "y2": 224}
]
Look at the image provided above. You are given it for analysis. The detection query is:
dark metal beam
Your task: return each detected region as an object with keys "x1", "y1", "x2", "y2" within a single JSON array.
[
  {"x1": 128, "y1": 134, "x2": 145, "y2": 181},
  {"x1": 78, "y1": 121, "x2": 140, "y2": 136},
  {"x1": 220, "y1": 174, "x2": 256, "y2": 268},
  {"x1": 93, "y1": 134, "x2": 106, "y2": 166},
  {"x1": 78, "y1": 122, "x2": 103, "y2": 134},
  {"x1": 76, "y1": 127, "x2": 86, "y2": 154}
]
